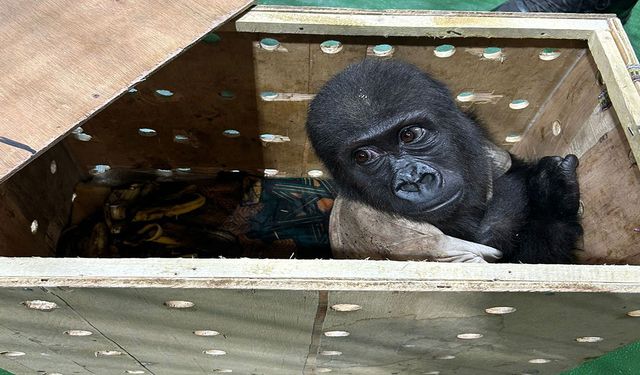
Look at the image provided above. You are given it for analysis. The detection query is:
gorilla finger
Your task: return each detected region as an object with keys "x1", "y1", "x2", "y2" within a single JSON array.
[{"x1": 560, "y1": 154, "x2": 579, "y2": 172}]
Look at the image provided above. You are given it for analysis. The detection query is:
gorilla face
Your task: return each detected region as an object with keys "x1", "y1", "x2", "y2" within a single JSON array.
[{"x1": 306, "y1": 59, "x2": 491, "y2": 224}]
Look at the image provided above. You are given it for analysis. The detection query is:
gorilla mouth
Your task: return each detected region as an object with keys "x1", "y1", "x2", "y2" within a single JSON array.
[{"x1": 423, "y1": 189, "x2": 463, "y2": 212}]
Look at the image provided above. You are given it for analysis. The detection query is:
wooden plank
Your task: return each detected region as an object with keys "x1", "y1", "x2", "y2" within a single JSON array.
[
  {"x1": 65, "y1": 32, "x2": 265, "y2": 174},
  {"x1": 321, "y1": 291, "x2": 640, "y2": 374},
  {"x1": 254, "y1": 34, "x2": 312, "y2": 177},
  {"x1": 236, "y1": 6, "x2": 611, "y2": 39},
  {"x1": 0, "y1": 0, "x2": 254, "y2": 184},
  {"x1": 588, "y1": 30, "x2": 640, "y2": 168},
  {"x1": 1, "y1": 258, "x2": 640, "y2": 292},
  {"x1": 0, "y1": 142, "x2": 82, "y2": 256},
  {"x1": 576, "y1": 125, "x2": 640, "y2": 264},
  {"x1": 2, "y1": 286, "x2": 640, "y2": 374},
  {"x1": 0, "y1": 287, "x2": 316, "y2": 375}
]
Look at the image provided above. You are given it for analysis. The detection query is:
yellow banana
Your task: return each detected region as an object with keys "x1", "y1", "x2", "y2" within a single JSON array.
[{"x1": 132, "y1": 193, "x2": 206, "y2": 222}]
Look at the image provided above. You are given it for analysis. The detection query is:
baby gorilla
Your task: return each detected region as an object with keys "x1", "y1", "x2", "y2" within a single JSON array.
[{"x1": 306, "y1": 59, "x2": 582, "y2": 263}]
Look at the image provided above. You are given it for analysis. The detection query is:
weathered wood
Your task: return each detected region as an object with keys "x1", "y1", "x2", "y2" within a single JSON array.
[
  {"x1": 1, "y1": 286, "x2": 640, "y2": 374},
  {"x1": 1, "y1": 258, "x2": 640, "y2": 292},
  {"x1": 236, "y1": 6, "x2": 611, "y2": 39},
  {"x1": 0, "y1": 143, "x2": 82, "y2": 256},
  {"x1": 65, "y1": 32, "x2": 265, "y2": 174},
  {"x1": 0, "y1": 0, "x2": 254, "y2": 184},
  {"x1": 588, "y1": 30, "x2": 640, "y2": 167}
]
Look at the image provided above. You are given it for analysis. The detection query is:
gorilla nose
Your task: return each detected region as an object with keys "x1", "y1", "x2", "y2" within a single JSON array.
[{"x1": 395, "y1": 172, "x2": 439, "y2": 193}]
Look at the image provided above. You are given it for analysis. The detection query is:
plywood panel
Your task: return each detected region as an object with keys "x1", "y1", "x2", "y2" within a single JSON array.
[
  {"x1": 1, "y1": 285, "x2": 639, "y2": 374},
  {"x1": 66, "y1": 32, "x2": 265, "y2": 174},
  {"x1": 0, "y1": 143, "x2": 82, "y2": 256},
  {"x1": 0, "y1": 0, "x2": 253, "y2": 184}
]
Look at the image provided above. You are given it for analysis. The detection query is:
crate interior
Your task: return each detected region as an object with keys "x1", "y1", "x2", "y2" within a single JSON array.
[{"x1": 1, "y1": 31, "x2": 639, "y2": 264}]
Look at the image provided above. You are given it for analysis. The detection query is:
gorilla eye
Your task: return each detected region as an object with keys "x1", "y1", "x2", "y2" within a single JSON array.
[
  {"x1": 399, "y1": 126, "x2": 425, "y2": 144},
  {"x1": 354, "y1": 149, "x2": 372, "y2": 164}
]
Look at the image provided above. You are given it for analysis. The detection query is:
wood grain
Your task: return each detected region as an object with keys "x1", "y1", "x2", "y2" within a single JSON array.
[{"x1": 0, "y1": 0, "x2": 253, "y2": 184}]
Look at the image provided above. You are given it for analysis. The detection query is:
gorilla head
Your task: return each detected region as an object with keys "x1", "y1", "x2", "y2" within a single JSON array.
[{"x1": 306, "y1": 59, "x2": 491, "y2": 226}]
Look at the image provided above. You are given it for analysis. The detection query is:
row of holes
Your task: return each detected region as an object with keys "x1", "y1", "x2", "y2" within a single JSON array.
[
  {"x1": 257, "y1": 37, "x2": 562, "y2": 61},
  {"x1": 13, "y1": 299, "x2": 640, "y2": 372}
]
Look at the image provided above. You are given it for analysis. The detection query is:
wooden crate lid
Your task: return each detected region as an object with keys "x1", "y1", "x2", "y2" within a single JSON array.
[{"x1": 0, "y1": 0, "x2": 253, "y2": 184}]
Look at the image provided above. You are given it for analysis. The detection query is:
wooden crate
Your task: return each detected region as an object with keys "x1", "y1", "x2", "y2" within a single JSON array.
[{"x1": 1, "y1": 2, "x2": 640, "y2": 374}]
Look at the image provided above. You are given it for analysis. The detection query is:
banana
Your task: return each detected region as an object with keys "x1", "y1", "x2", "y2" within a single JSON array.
[{"x1": 132, "y1": 193, "x2": 206, "y2": 222}]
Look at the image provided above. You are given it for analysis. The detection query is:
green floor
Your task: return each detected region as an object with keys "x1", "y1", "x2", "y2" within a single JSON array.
[{"x1": 258, "y1": 1, "x2": 640, "y2": 374}]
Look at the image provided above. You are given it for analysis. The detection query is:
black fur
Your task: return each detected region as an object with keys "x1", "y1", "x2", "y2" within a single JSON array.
[{"x1": 306, "y1": 59, "x2": 582, "y2": 264}]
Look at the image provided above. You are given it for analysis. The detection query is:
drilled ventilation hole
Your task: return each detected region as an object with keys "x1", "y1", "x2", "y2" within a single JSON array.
[
  {"x1": 330, "y1": 304, "x2": 361, "y2": 312},
  {"x1": 260, "y1": 91, "x2": 279, "y2": 101},
  {"x1": 485, "y1": 306, "x2": 516, "y2": 315},
  {"x1": 260, "y1": 134, "x2": 291, "y2": 143},
  {"x1": 1, "y1": 351, "x2": 25, "y2": 357},
  {"x1": 203, "y1": 349, "x2": 227, "y2": 356},
  {"x1": 263, "y1": 169, "x2": 279, "y2": 177},
  {"x1": 23, "y1": 300, "x2": 57, "y2": 311},
  {"x1": 50, "y1": 160, "x2": 57, "y2": 174},
  {"x1": 509, "y1": 99, "x2": 530, "y2": 110},
  {"x1": 324, "y1": 330, "x2": 349, "y2": 337},
  {"x1": 212, "y1": 370, "x2": 233, "y2": 373},
  {"x1": 175, "y1": 167, "x2": 192, "y2": 173},
  {"x1": 203, "y1": 33, "x2": 221, "y2": 44},
  {"x1": 30, "y1": 220, "x2": 39, "y2": 234},
  {"x1": 164, "y1": 300, "x2": 194, "y2": 309},
  {"x1": 230, "y1": 170, "x2": 241, "y2": 173},
  {"x1": 128, "y1": 87, "x2": 138, "y2": 94},
  {"x1": 320, "y1": 351, "x2": 342, "y2": 356},
  {"x1": 457, "y1": 333, "x2": 483, "y2": 340},
  {"x1": 402, "y1": 344, "x2": 416, "y2": 348},
  {"x1": 505, "y1": 134, "x2": 523, "y2": 143},
  {"x1": 223, "y1": 129, "x2": 241, "y2": 138},
  {"x1": 72, "y1": 193, "x2": 78, "y2": 202},
  {"x1": 307, "y1": 170, "x2": 324, "y2": 178},
  {"x1": 95, "y1": 350, "x2": 123, "y2": 357},
  {"x1": 483, "y1": 47, "x2": 503, "y2": 59},
  {"x1": 528, "y1": 358, "x2": 551, "y2": 364},
  {"x1": 539, "y1": 48, "x2": 561, "y2": 61},
  {"x1": 434, "y1": 44, "x2": 456, "y2": 58},
  {"x1": 138, "y1": 128, "x2": 157, "y2": 137},
  {"x1": 155, "y1": 89, "x2": 174, "y2": 97},
  {"x1": 64, "y1": 330, "x2": 93, "y2": 337},
  {"x1": 626, "y1": 310, "x2": 640, "y2": 317},
  {"x1": 73, "y1": 132, "x2": 93, "y2": 141},
  {"x1": 372, "y1": 44, "x2": 394, "y2": 57},
  {"x1": 155, "y1": 169, "x2": 173, "y2": 177},
  {"x1": 219, "y1": 90, "x2": 235, "y2": 99},
  {"x1": 436, "y1": 355, "x2": 455, "y2": 360},
  {"x1": 194, "y1": 330, "x2": 220, "y2": 337},
  {"x1": 174, "y1": 135, "x2": 190, "y2": 143},
  {"x1": 552, "y1": 121, "x2": 562, "y2": 136},
  {"x1": 260, "y1": 38, "x2": 280, "y2": 51},
  {"x1": 320, "y1": 40, "x2": 343, "y2": 54},
  {"x1": 90, "y1": 164, "x2": 111, "y2": 175},
  {"x1": 456, "y1": 91, "x2": 475, "y2": 102},
  {"x1": 125, "y1": 371, "x2": 145, "y2": 374},
  {"x1": 578, "y1": 200, "x2": 585, "y2": 217},
  {"x1": 576, "y1": 336, "x2": 603, "y2": 343},
  {"x1": 424, "y1": 372, "x2": 440, "y2": 375},
  {"x1": 317, "y1": 369, "x2": 332, "y2": 373}
]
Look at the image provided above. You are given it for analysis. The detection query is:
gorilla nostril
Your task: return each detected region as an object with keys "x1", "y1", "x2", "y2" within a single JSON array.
[
  {"x1": 397, "y1": 182, "x2": 420, "y2": 193},
  {"x1": 419, "y1": 173, "x2": 436, "y2": 185}
]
